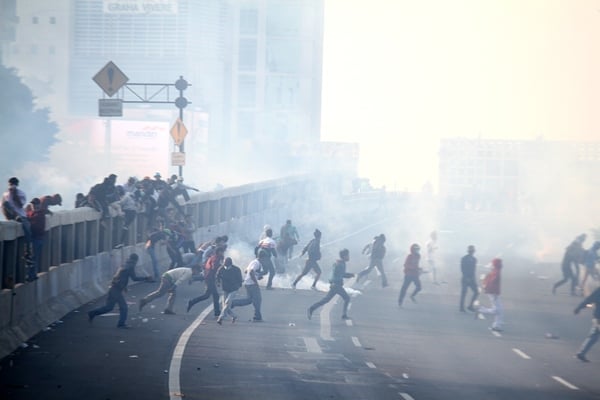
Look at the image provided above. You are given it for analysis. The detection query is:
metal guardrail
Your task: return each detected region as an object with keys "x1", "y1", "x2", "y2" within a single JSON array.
[{"x1": 0, "y1": 175, "x2": 322, "y2": 289}]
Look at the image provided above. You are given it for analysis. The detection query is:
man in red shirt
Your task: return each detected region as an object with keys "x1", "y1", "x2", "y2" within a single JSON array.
[
  {"x1": 187, "y1": 246, "x2": 224, "y2": 317},
  {"x1": 475, "y1": 258, "x2": 504, "y2": 332},
  {"x1": 398, "y1": 244, "x2": 423, "y2": 307}
]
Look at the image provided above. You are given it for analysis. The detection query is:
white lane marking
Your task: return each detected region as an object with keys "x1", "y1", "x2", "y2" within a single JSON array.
[
  {"x1": 512, "y1": 348, "x2": 531, "y2": 359},
  {"x1": 366, "y1": 361, "x2": 376, "y2": 369},
  {"x1": 169, "y1": 305, "x2": 213, "y2": 400},
  {"x1": 399, "y1": 393, "x2": 416, "y2": 400},
  {"x1": 303, "y1": 337, "x2": 322, "y2": 353},
  {"x1": 552, "y1": 376, "x2": 579, "y2": 390},
  {"x1": 351, "y1": 336, "x2": 362, "y2": 347}
]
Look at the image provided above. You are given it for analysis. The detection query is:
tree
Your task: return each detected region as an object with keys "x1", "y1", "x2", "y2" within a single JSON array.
[{"x1": 0, "y1": 64, "x2": 58, "y2": 173}]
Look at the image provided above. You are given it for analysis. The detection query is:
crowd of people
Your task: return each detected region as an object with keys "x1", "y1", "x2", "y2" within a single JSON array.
[
  {"x1": 1, "y1": 173, "x2": 199, "y2": 283},
  {"x1": 4, "y1": 175, "x2": 600, "y2": 363},
  {"x1": 1, "y1": 177, "x2": 62, "y2": 282}
]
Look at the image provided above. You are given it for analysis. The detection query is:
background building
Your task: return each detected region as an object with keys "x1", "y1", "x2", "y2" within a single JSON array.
[
  {"x1": 439, "y1": 137, "x2": 600, "y2": 215},
  {"x1": 2, "y1": 0, "x2": 330, "y2": 190}
]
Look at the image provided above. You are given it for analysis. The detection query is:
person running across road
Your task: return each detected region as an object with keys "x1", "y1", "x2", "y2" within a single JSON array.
[
  {"x1": 580, "y1": 241, "x2": 600, "y2": 296},
  {"x1": 460, "y1": 245, "x2": 479, "y2": 312},
  {"x1": 291, "y1": 229, "x2": 322, "y2": 290},
  {"x1": 307, "y1": 248, "x2": 355, "y2": 321},
  {"x1": 88, "y1": 253, "x2": 151, "y2": 328},
  {"x1": 475, "y1": 258, "x2": 504, "y2": 332},
  {"x1": 187, "y1": 246, "x2": 225, "y2": 316},
  {"x1": 256, "y1": 228, "x2": 278, "y2": 290},
  {"x1": 139, "y1": 266, "x2": 196, "y2": 315},
  {"x1": 398, "y1": 244, "x2": 423, "y2": 307},
  {"x1": 279, "y1": 219, "x2": 300, "y2": 260},
  {"x1": 554, "y1": 237, "x2": 586, "y2": 296},
  {"x1": 573, "y1": 286, "x2": 600, "y2": 362},
  {"x1": 355, "y1": 233, "x2": 388, "y2": 288},
  {"x1": 215, "y1": 257, "x2": 243, "y2": 324},
  {"x1": 231, "y1": 249, "x2": 269, "y2": 322}
]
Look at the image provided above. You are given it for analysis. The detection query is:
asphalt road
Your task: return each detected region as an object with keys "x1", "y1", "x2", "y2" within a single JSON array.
[{"x1": 1, "y1": 217, "x2": 599, "y2": 400}]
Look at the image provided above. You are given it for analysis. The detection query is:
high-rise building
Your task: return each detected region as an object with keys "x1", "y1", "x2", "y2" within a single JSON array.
[
  {"x1": 4, "y1": 0, "x2": 325, "y2": 182},
  {"x1": 0, "y1": 0, "x2": 18, "y2": 63}
]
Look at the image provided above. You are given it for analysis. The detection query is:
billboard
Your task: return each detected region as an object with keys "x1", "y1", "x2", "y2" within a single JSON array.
[{"x1": 103, "y1": 0, "x2": 179, "y2": 15}]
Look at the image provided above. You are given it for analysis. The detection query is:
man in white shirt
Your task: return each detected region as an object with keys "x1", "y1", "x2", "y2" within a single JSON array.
[
  {"x1": 257, "y1": 228, "x2": 278, "y2": 289},
  {"x1": 2, "y1": 177, "x2": 33, "y2": 262},
  {"x1": 139, "y1": 267, "x2": 195, "y2": 314},
  {"x1": 230, "y1": 250, "x2": 269, "y2": 322}
]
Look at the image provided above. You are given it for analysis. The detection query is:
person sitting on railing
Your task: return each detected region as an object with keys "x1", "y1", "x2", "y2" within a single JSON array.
[
  {"x1": 135, "y1": 176, "x2": 158, "y2": 227},
  {"x1": 2, "y1": 177, "x2": 33, "y2": 263},
  {"x1": 26, "y1": 196, "x2": 61, "y2": 282},
  {"x1": 86, "y1": 174, "x2": 118, "y2": 221},
  {"x1": 114, "y1": 186, "x2": 138, "y2": 249},
  {"x1": 168, "y1": 174, "x2": 199, "y2": 202},
  {"x1": 152, "y1": 172, "x2": 168, "y2": 191},
  {"x1": 156, "y1": 185, "x2": 184, "y2": 222}
]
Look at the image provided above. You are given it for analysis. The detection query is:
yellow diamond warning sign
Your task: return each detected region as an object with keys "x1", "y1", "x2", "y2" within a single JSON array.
[{"x1": 170, "y1": 118, "x2": 188, "y2": 146}]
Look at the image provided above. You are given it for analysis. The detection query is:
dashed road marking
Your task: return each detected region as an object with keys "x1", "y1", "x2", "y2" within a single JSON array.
[
  {"x1": 399, "y1": 392, "x2": 416, "y2": 400},
  {"x1": 303, "y1": 337, "x2": 322, "y2": 353},
  {"x1": 552, "y1": 376, "x2": 579, "y2": 390},
  {"x1": 512, "y1": 348, "x2": 531, "y2": 359},
  {"x1": 352, "y1": 336, "x2": 362, "y2": 347},
  {"x1": 366, "y1": 361, "x2": 376, "y2": 369}
]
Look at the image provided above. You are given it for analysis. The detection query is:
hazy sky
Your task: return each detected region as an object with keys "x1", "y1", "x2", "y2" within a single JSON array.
[{"x1": 320, "y1": 0, "x2": 600, "y2": 191}]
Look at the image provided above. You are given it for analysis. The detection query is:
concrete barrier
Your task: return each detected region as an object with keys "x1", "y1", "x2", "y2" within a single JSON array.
[{"x1": 0, "y1": 174, "x2": 340, "y2": 359}]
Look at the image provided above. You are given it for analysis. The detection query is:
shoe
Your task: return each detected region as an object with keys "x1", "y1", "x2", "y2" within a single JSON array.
[
  {"x1": 382, "y1": 282, "x2": 388, "y2": 288},
  {"x1": 341, "y1": 315, "x2": 350, "y2": 320},
  {"x1": 307, "y1": 308, "x2": 313, "y2": 320},
  {"x1": 459, "y1": 308, "x2": 466, "y2": 313},
  {"x1": 310, "y1": 286, "x2": 317, "y2": 291},
  {"x1": 23, "y1": 252, "x2": 33, "y2": 262},
  {"x1": 216, "y1": 318, "x2": 222, "y2": 325},
  {"x1": 117, "y1": 324, "x2": 129, "y2": 329},
  {"x1": 266, "y1": 286, "x2": 274, "y2": 290},
  {"x1": 252, "y1": 317, "x2": 263, "y2": 322},
  {"x1": 231, "y1": 316, "x2": 237, "y2": 324},
  {"x1": 88, "y1": 311, "x2": 95, "y2": 324},
  {"x1": 139, "y1": 299, "x2": 147, "y2": 312},
  {"x1": 291, "y1": 283, "x2": 296, "y2": 290},
  {"x1": 575, "y1": 353, "x2": 590, "y2": 362},
  {"x1": 410, "y1": 295, "x2": 417, "y2": 303},
  {"x1": 398, "y1": 303, "x2": 403, "y2": 308},
  {"x1": 467, "y1": 305, "x2": 476, "y2": 312},
  {"x1": 163, "y1": 309, "x2": 176, "y2": 315},
  {"x1": 490, "y1": 326, "x2": 503, "y2": 332},
  {"x1": 186, "y1": 300, "x2": 193, "y2": 313}
]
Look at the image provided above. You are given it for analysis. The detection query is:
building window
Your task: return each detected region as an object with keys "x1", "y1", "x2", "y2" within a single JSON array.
[
  {"x1": 238, "y1": 39, "x2": 256, "y2": 71},
  {"x1": 50, "y1": 16, "x2": 56, "y2": 24},
  {"x1": 237, "y1": 111, "x2": 255, "y2": 138},
  {"x1": 32, "y1": 16, "x2": 39, "y2": 24},
  {"x1": 238, "y1": 75, "x2": 256, "y2": 107},
  {"x1": 239, "y1": 8, "x2": 257, "y2": 35}
]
